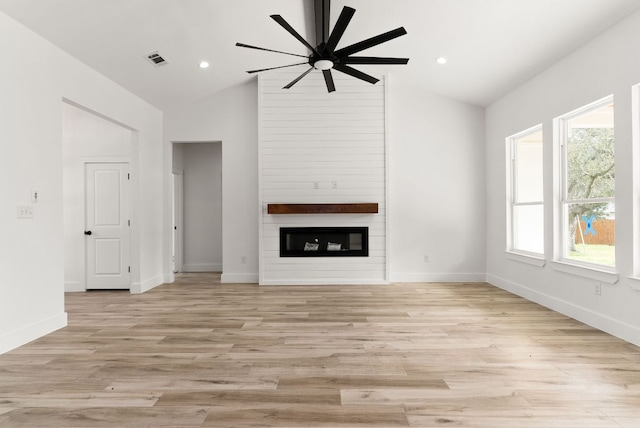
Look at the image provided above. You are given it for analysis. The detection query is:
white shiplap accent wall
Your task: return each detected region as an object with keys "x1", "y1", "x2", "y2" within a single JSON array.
[{"x1": 259, "y1": 70, "x2": 387, "y2": 285}]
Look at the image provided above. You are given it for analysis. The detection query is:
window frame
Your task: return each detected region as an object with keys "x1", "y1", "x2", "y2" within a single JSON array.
[
  {"x1": 631, "y1": 83, "x2": 640, "y2": 287},
  {"x1": 506, "y1": 124, "x2": 545, "y2": 258},
  {"x1": 556, "y1": 95, "x2": 615, "y2": 270}
]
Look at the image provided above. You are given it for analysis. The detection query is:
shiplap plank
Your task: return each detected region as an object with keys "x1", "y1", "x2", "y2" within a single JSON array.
[
  {"x1": 263, "y1": 161, "x2": 385, "y2": 170},
  {"x1": 261, "y1": 128, "x2": 383, "y2": 136},
  {"x1": 262, "y1": 147, "x2": 385, "y2": 155},
  {"x1": 262, "y1": 107, "x2": 384, "y2": 115},
  {"x1": 262, "y1": 270, "x2": 386, "y2": 281},
  {"x1": 263, "y1": 182, "x2": 385, "y2": 190},
  {"x1": 261, "y1": 135, "x2": 384, "y2": 142},
  {"x1": 261, "y1": 100, "x2": 385, "y2": 108},
  {"x1": 262, "y1": 113, "x2": 384, "y2": 121}
]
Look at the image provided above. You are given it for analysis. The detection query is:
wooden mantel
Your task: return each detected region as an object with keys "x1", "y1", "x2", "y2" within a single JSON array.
[{"x1": 267, "y1": 203, "x2": 378, "y2": 215}]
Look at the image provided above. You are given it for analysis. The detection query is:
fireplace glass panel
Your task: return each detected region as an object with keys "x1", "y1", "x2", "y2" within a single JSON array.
[{"x1": 280, "y1": 227, "x2": 369, "y2": 257}]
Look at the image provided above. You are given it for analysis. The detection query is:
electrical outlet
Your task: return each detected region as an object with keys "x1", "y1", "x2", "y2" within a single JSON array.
[
  {"x1": 17, "y1": 205, "x2": 34, "y2": 219},
  {"x1": 241, "y1": 256, "x2": 247, "y2": 264},
  {"x1": 595, "y1": 283, "x2": 602, "y2": 296},
  {"x1": 332, "y1": 181, "x2": 338, "y2": 189},
  {"x1": 313, "y1": 181, "x2": 320, "y2": 190},
  {"x1": 424, "y1": 255, "x2": 430, "y2": 263}
]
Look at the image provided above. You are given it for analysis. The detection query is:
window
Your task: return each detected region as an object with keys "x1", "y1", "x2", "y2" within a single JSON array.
[
  {"x1": 507, "y1": 126, "x2": 544, "y2": 255},
  {"x1": 558, "y1": 97, "x2": 615, "y2": 268}
]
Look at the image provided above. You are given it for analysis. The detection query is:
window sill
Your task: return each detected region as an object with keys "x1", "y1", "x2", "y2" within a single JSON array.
[
  {"x1": 626, "y1": 277, "x2": 640, "y2": 291},
  {"x1": 550, "y1": 260, "x2": 618, "y2": 284},
  {"x1": 505, "y1": 251, "x2": 546, "y2": 267}
]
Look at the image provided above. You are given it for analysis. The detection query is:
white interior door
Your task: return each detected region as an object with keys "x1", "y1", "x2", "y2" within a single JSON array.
[{"x1": 85, "y1": 163, "x2": 130, "y2": 289}]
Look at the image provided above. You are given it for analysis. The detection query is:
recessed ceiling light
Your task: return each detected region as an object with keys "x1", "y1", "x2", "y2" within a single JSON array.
[
  {"x1": 199, "y1": 61, "x2": 210, "y2": 69},
  {"x1": 435, "y1": 57, "x2": 447, "y2": 65}
]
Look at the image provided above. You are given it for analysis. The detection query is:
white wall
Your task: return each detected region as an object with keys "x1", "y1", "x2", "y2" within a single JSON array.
[
  {"x1": 0, "y1": 10, "x2": 163, "y2": 354},
  {"x1": 164, "y1": 71, "x2": 486, "y2": 285},
  {"x1": 62, "y1": 102, "x2": 133, "y2": 292},
  {"x1": 163, "y1": 81, "x2": 259, "y2": 283},
  {"x1": 388, "y1": 78, "x2": 486, "y2": 282},
  {"x1": 180, "y1": 143, "x2": 222, "y2": 272},
  {"x1": 486, "y1": 10, "x2": 640, "y2": 346}
]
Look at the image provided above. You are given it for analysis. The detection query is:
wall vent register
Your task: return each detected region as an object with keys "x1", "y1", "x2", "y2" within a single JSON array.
[{"x1": 280, "y1": 227, "x2": 368, "y2": 257}]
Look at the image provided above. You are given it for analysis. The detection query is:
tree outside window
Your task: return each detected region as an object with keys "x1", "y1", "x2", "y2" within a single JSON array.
[{"x1": 561, "y1": 98, "x2": 615, "y2": 267}]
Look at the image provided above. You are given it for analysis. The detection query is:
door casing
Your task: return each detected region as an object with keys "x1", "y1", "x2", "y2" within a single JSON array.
[{"x1": 85, "y1": 162, "x2": 131, "y2": 290}]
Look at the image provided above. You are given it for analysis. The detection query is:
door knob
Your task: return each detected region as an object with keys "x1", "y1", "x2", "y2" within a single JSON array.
[{"x1": 84, "y1": 230, "x2": 92, "y2": 235}]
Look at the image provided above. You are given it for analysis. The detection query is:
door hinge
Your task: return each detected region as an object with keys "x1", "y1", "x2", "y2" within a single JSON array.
[
  {"x1": 127, "y1": 173, "x2": 130, "y2": 180},
  {"x1": 128, "y1": 266, "x2": 131, "y2": 273},
  {"x1": 128, "y1": 220, "x2": 130, "y2": 226}
]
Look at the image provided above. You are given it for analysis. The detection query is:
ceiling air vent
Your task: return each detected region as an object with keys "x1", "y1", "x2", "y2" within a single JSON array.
[{"x1": 146, "y1": 51, "x2": 168, "y2": 67}]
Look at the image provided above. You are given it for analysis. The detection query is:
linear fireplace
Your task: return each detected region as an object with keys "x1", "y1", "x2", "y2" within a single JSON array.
[{"x1": 280, "y1": 227, "x2": 369, "y2": 257}]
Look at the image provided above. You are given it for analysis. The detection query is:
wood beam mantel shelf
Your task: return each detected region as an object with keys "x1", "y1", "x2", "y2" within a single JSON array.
[{"x1": 267, "y1": 203, "x2": 378, "y2": 215}]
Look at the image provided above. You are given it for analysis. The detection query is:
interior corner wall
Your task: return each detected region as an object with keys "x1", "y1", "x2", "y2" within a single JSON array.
[
  {"x1": 0, "y1": 10, "x2": 163, "y2": 354},
  {"x1": 485, "y1": 10, "x2": 640, "y2": 346},
  {"x1": 388, "y1": 79, "x2": 486, "y2": 282},
  {"x1": 163, "y1": 81, "x2": 259, "y2": 284}
]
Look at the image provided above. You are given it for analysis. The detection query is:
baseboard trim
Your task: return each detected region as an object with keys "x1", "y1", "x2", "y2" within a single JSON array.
[
  {"x1": 183, "y1": 263, "x2": 222, "y2": 273},
  {"x1": 487, "y1": 274, "x2": 640, "y2": 347},
  {"x1": 390, "y1": 273, "x2": 487, "y2": 283},
  {"x1": 131, "y1": 274, "x2": 164, "y2": 294},
  {"x1": 260, "y1": 279, "x2": 390, "y2": 286},
  {"x1": 64, "y1": 281, "x2": 85, "y2": 292},
  {"x1": 0, "y1": 312, "x2": 68, "y2": 355},
  {"x1": 221, "y1": 273, "x2": 259, "y2": 284}
]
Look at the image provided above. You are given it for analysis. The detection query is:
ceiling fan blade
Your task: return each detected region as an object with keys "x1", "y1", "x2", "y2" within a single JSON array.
[
  {"x1": 324, "y1": 6, "x2": 356, "y2": 54},
  {"x1": 236, "y1": 42, "x2": 309, "y2": 58},
  {"x1": 333, "y1": 64, "x2": 379, "y2": 85},
  {"x1": 322, "y1": 69, "x2": 336, "y2": 93},
  {"x1": 246, "y1": 62, "x2": 308, "y2": 74},
  {"x1": 314, "y1": 0, "x2": 330, "y2": 47},
  {"x1": 334, "y1": 27, "x2": 407, "y2": 58},
  {"x1": 283, "y1": 67, "x2": 314, "y2": 89},
  {"x1": 342, "y1": 56, "x2": 409, "y2": 65},
  {"x1": 271, "y1": 15, "x2": 320, "y2": 56}
]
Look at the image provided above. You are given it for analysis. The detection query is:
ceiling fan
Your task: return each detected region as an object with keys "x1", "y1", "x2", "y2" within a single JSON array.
[{"x1": 236, "y1": 0, "x2": 409, "y2": 92}]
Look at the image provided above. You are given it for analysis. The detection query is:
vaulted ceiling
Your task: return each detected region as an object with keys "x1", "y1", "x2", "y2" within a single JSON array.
[{"x1": 1, "y1": 0, "x2": 639, "y2": 110}]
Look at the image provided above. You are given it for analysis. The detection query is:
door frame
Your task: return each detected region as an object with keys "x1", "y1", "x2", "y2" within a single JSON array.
[{"x1": 172, "y1": 169, "x2": 184, "y2": 273}]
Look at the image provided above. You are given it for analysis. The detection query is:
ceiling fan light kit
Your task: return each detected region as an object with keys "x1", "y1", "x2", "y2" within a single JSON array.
[
  {"x1": 313, "y1": 59, "x2": 334, "y2": 70},
  {"x1": 237, "y1": 0, "x2": 409, "y2": 93}
]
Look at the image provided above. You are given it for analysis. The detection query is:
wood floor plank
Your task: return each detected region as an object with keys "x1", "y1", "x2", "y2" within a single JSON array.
[
  {"x1": 202, "y1": 405, "x2": 409, "y2": 427},
  {"x1": 155, "y1": 389, "x2": 341, "y2": 407},
  {"x1": 0, "y1": 273, "x2": 639, "y2": 427},
  {"x1": 0, "y1": 407, "x2": 209, "y2": 427},
  {"x1": 0, "y1": 392, "x2": 161, "y2": 408}
]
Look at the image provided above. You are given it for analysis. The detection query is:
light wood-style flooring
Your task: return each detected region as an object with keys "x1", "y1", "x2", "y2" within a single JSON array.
[{"x1": 1, "y1": 273, "x2": 640, "y2": 427}]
